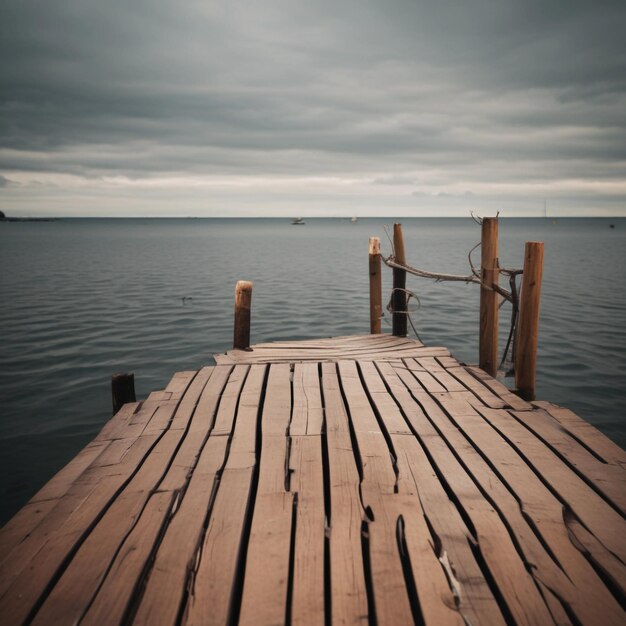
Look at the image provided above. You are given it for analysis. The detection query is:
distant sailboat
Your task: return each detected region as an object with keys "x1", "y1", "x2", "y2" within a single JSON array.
[
  {"x1": 291, "y1": 217, "x2": 305, "y2": 225},
  {"x1": 351, "y1": 216, "x2": 358, "y2": 223},
  {"x1": 544, "y1": 199, "x2": 557, "y2": 224}
]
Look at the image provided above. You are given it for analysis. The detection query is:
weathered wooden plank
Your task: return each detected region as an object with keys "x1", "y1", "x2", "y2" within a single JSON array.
[
  {"x1": 358, "y1": 362, "x2": 476, "y2": 626},
  {"x1": 436, "y1": 359, "x2": 507, "y2": 408},
  {"x1": 320, "y1": 362, "x2": 369, "y2": 626},
  {"x1": 232, "y1": 338, "x2": 415, "y2": 356},
  {"x1": 533, "y1": 401, "x2": 626, "y2": 466},
  {"x1": 414, "y1": 356, "x2": 449, "y2": 373},
  {"x1": 290, "y1": 362, "x2": 323, "y2": 436},
  {"x1": 288, "y1": 362, "x2": 326, "y2": 625},
  {"x1": 465, "y1": 365, "x2": 533, "y2": 411},
  {"x1": 368, "y1": 362, "x2": 540, "y2": 626},
  {"x1": 164, "y1": 370, "x2": 198, "y2": 399},
  {"x1": 228, "y1": 344, "x2": 429, "y2": 361},
  {"x1": 361, "y1": 348, "x2": 450, "y2": 360},
  {"x1": 337, "y1": 360, "x2": 416, "y2": 625},
  {"x1": 124, "y1": 366, "x2": 260, "y2": 626},
  {"x1": 224, "y1": 334, "x2": 429, "y2": 351},
  {"x1": 176, "y1": 364, "x2": 264, "y2": 626},
  {"x1": 238, "y1": 363, "x2": 294, "y2": 626},
  {"x1": 112, "y1": 402, "x2": 162, "y2": 439},
  {"x1": 0, "y1": 372, "x2": 198, "y2": 625},
  {"x1": 212, "y1": 352, "x2": 233, "y2": 365},
  {"x1": 0, "y1": 434, "x2": 156, "y2": 621},
  {"x1": 392, "y1": 363, "x2": 624, "y2": 625},
  {"x1": 80, "y1": 365, "x2": 240, "y2": 626},
  {"x1": 512, "y1": 408, "x2": 626, "y2": 512},
  {"x1": 95, "y1": 400, "x2": 142, "y2": 441},
  {"x1": 0, "y1": 437, "x2": 110, "y2": 562},
  {"x1": 403, "y1": 358, "x2": 447, "y2": 393},
  {"x1": 476, "y1": 405, "x2": 626, "y2": 563},
  {"x1": 96, "y1": 392, "x2": 173, "y2": 443},
  {"x1": 428, "y1": 389, "x2": 625, "y2": 625},
  {"x1": 81, "y1": 490, "x2": 177, "y2": 625},
  {"x1": 564, "y1": 513, "x2": 626, "y2": 596},
  {"x1": 289, "y1": 435, "x2": 326, "y2": 626},
  {"x1": 251, "y1": 334, "x2": 423, "y2": 349},
  {"x1": 30, "y1": 367, "x2": 219, "y2": 626},
  {"x1": 251, "y1": 335, "x2": 359, "y2": 348},
  {"x1": 437, "y1": 355, "x2": 462, "y2": 369},
  {"x1": 0, "y1": 385, "x2": 180, "y2": 604},
  {"x1": 216, "y1": 336, "x2": 448, "y2": 365},
  {"x1": 145, "y1": 389, "x2": 171, "y2": 402}
]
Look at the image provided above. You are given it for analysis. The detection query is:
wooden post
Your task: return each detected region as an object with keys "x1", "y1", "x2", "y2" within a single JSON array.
[
  {"x1": 233, "y1": 280, "x2": 253, "y2": 350},
  {"x1": 479, "y1": 217, "x2": 499, "y2": 377},
  {"x1": 515, "y1": 242, "x2": 544, "y2": 400},
  {"x1": 369, "y1": 236, "x2": 382, "y2": 334},
  {"x1": 111, "y1": 373, "x2": 136, "y2": 415},
  {"x1": 392, "y1": 223, "x2": 408, "y2": 337}
]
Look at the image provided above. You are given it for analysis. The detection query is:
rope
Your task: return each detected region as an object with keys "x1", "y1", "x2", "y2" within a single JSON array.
[
  {"x1": 386, "y1": 287, "x2": 422, "y2": 342},
  {"x1": 380, "y1": 218, "x2": 522, "y2": 375},
  {"x1": 499, "y1": 272, "x2": 520, "y2": 374}
]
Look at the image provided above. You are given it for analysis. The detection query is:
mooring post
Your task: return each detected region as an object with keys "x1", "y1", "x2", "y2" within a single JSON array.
[
  {"x1": 392, "y1": 223, "x2": 408, "y2": 337},
  {"x1": 369, "y1": 236, "x2": 382, "y2": 334},
  {"x1": 111, "y1": 373, "x2": 136, "y2": 415},
  {"x1": 515, "y1": 242, "x2": 544, "y2": 400},
  {"x1": 479, "y1": 217, "x2": 499, "y2": 376},
  {"x1": 233, "y1": 280, "x2": 253, "y2": 350}
]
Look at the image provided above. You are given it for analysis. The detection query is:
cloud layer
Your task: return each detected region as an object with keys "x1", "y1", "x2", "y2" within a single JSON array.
[{"x1": 1, "y1": 0, "x2": 625, "y2": 216}]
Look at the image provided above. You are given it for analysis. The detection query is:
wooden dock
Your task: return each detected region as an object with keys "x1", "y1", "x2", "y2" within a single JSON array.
[{"x1": 1, "y1": 334, "x2": 624, "y2": 625}]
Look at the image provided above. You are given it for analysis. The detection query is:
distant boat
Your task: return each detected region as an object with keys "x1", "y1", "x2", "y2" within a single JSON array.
[
  {"x1": 351, "y1": 216, "x2": 358, "y2": 223},
  {"x1": 291, "y1": 217, "x2": 305, "y2": 225},
  {"x1": 544, "y1": 199, "x2": 557, "y2": 224}
]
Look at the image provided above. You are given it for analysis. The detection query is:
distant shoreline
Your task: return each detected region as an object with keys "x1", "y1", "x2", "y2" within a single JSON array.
[{"x1": 0, "y1": 217, "x2": 60, "y2": 222}]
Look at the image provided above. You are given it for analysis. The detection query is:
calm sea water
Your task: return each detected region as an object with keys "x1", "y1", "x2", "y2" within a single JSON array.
[{"x1": 1, "y1": 217, "x2": 625, "y2": 524}]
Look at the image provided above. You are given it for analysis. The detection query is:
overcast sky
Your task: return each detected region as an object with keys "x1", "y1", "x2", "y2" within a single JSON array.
[{"x1": 1, "y1": 0, "x2": 625, "y2": 217}]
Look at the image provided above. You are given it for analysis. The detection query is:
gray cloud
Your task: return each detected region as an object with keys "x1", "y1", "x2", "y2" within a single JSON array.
[{"x1": 1, "y1": 0, "x2": 625, "y2": 215}]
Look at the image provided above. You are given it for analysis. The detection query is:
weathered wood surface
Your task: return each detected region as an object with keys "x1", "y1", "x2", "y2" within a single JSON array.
[
  {"x1": 215, "y1": 333, "x2": 450, "y2": 364},
  {"x1": 1, "y1": 335, "x2": 625, "y2": 625}
]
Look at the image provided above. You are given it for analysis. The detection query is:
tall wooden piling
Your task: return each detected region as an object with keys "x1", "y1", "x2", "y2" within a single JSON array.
[
  {"x1": 515, "y1": 242, "x2": 544, "y2": 400},
  {"x1": 111, "y1": 373, "x2": 136, "y2": 415},
  {"x1": 233, "y1": 280, "x2": 253, "y2": 350},
  {"x1": 479, "y1": 217, "x2": 499, "y2": 377},
  {"x1": 392, "y1": 224, "x2": 408, "y2": 337},
  {"x1": 369, "y1": 236, "x2": 382, "y2": 334}
]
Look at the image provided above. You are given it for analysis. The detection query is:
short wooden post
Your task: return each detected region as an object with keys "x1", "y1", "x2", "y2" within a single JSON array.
[
  {"x1": 479, "y1": 217, "x2": 499, "y2": 377},
  {"x1": 111, "y1": 373, "x2": 136, "y2": 415},
  {"x1": 369, "y1": 236, "x2": 382, "y2": 334},
  {"x1": 392, "y1": 223, "x2": 408, "y2": 337},
  {"x1": 233, "y1": 280, "x2": 253, "y2": 350},
  {"x1": 515, "y1": 242, "x2": 544, "y2": 400}
]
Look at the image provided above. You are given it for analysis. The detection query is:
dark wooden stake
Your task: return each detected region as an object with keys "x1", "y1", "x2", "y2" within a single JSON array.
[
  {"x1": 111, "y1": 373, "x2": 136, "y2": 415},
  {"x1": 233, "y1": 280, "x2": 253, "y2": 350},
  {"x1": 515, "y1": 242, "x2": 544, "y2": 400},
  {"x1": 369, "y1": 236, "x2": 382, "y2": 334},
  {"x1": 392, "y1": 223, "x2": 408, "y2": 337},
  {"x1": 479, "y1": 217, "x2": 499, "y2": 377}
]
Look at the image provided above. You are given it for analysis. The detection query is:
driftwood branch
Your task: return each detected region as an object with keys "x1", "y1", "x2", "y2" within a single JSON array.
[
  {"x1": 382, "y1": 255, "x2": 516, "y2": 303},
  {"x1": 383, "y1": 256, "x2": 480, "y2": 284}
]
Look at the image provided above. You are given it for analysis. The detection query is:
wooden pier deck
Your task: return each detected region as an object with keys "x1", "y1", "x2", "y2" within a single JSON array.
[{"x1": 1, "y1": 334, "x2": 625, "y2": 625}]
